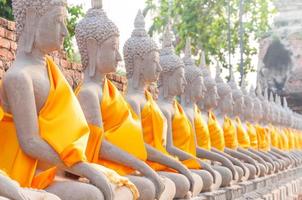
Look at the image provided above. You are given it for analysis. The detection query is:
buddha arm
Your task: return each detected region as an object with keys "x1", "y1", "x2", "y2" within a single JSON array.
[
  {"x1": 210, "y1": 148, "x2": 237, "y2": 179},
  {"x1": 249, "y1": 149, "x2": 275, "y2": 173},
  {"x1": 5, "y1": 73, "x2": 114, "y2": 200},
  {"x1": 224, "y1": 148, "x2": 259, "y2": 174},
  {"x1": 242, "y1": 148, "x2": 269, "y2": 168}
]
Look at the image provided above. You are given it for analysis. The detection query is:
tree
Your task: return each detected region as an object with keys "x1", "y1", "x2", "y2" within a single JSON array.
[
  {"x1": 144, "y1": 0, "x2": 275, "y2": 81},
  {"x1": 0, "y1": 0, "x2": 13, "y2": 20}
]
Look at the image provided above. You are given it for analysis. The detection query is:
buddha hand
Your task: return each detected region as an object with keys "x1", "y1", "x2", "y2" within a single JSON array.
[
  {"x1": 183, "y1": 170, "x2": 195, "y2": 194},
  {"x1": 149, "y1": 174, "x2": 165, "y2": 200},
  {"x1": 198, "y1": 160, "x2": 217, "y2": 183}
]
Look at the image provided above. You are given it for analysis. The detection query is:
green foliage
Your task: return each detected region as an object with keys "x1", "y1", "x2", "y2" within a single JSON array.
[
  {"x1": 64, "y1": 5, "x2": 85, "y2": 62},
  {"x1": 144, "y1": 0, "x2": 275, "y2": 81},
  {"x1": 0, "y1": 0, "x2": 13, "y2": 20}
]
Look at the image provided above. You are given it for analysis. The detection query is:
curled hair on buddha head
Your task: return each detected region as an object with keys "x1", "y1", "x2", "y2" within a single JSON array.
[
  {"x1": 123, "y1": 10, "x2": 159, "y2": 81},
  {"x1": 215, "y1": 62, "x2": 231, "y2": 99},
  {"x1": 158, "y1": 22, "x2": 185, "y2": 98},
  {"x1": 75, "y1": 0, "x2": 119, "y2": 73},
  {"x1": 12, "y1": 0, "x2": 67, "y2": 41}
]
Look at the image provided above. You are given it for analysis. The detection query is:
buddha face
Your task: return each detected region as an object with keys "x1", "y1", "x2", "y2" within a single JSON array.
[
  {"x1": 35, "y1": 6, "x2": 68, "y2": 53},
  {"x1": 190, "y1": 76, "x2": 206, "y2": 102},
  {"x1": 96, "y1": 36, "x2": 122, "y2": 74},
  {"x1": 220, "y1": 92, "x2": 233, "y2": 114},
  {"x1": 168, "y1": 67, "x2": 186, "y2": 96},
  {"x1": 141, "y1": 50, "x2": 162, "y2": 83},
  {"x1": 204, "y1": 85, "x2": 219, "y2": 110},
  {"x1": 243, "y1": 97, "x2": 253, "y2": 120},
  {"x1": 233, "y1": 93, "x2": 244, "y2": 116}
]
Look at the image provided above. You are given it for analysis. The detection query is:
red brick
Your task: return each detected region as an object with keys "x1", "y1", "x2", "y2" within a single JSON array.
[
  {"x1": 0, "y1": 48, "x2": 14, "y2": 60},
  {"x1": 0, "y1": 27, "x2": 5, "y2": 37},
  {"x1": 5, "y1": 30, "x2": 16, "y2": 41},
  {"x1": 60, "y1": 59, "x2": 69, "y2": 69},
  {"x1": 7, "y1": 21, "x2": 16, "y2": 31},
  {"x1": 0, "y1": 18, "x2": 8, "y2": 28},
  {"x1": 10, "y1": 41, "x2": 17, "y2": 50},
  {"x1": 0, "y1": 38, "x2": 10, "y2": 49}
]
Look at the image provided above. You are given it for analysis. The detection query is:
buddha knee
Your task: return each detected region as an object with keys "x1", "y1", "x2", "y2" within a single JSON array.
[
  {"x1": 128, "y1": 176, "x2": 155, "y2": 200},
  {"x1": 212, "y1": 166, "x2": 232, "y2": 187},
  {"x1": 234, "y1": 165, "x2": 244, "y2": 182},
  {"x1": 113, "y1": 185, "x2": 134, "y2": 200},
  {"x1": 190, "y1": 172, "x2": 203, "y2": 197},
  {"x1": 46, "y1": 181, "x2": 104, "y2": 200},
  {"x1": 192, "y1": 170, "x2": 213, "y2": 192},
  {"x1": 159, "y1": 177, "x2": 176, "y2": 200},
  {"x1": 245, "y1": 163, "x2": 256, "y2": 180},
  {"x1": 157, "y1": 172, "x2": 190, "y2": 198},
  {"x1": 258, "y1": 163, "x2": 266, "y2": 177}
]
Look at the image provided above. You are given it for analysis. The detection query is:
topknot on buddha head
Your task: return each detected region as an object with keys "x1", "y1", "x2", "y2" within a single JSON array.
[
  {"x1": 13, "y1": 0, "x2": 67, "y2": 41},
  {"x1": 123, "y1": 10, "x2": 159, "y2": 79},
  {"x1": 158, "y1": 23, "x2": 185, "y2": 88},
  {"x1": 183, "y1": 38, "x2": 203, "y2": 85},
  {"x1": 75, "y1": 0, "x2": 120, "y2": 71}
]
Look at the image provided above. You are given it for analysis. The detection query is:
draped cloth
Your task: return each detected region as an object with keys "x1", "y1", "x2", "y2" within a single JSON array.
[
  {"x1": 0, "y1": 56, "x2": 89, "y2": 189},
  {"x1": 194, "y1": 106, "x2": 211, "y2": 151},
  {"x1": 255, "y1": 124, "x2": 270, "y2": 152},
  {"x1": 140, "y1": 91, "x2": 174, "y2": 171},
  {"x1": 172, "y1": 101, "x2": 200, "y2": 169},
  {"x1": 235, "y1": 117, "x2": 250, "y2": 149},
  {"x1": 208, "y1": 111, "x2": 225, "y2": 151},
  {"x1": 223, "y1": 116, "x2": 238, "y2": 150},
  {"x1": 86, "y1": 79, "x2": 147, "y2": 176},
  {"x1": 246, "y1": 122, "x2": 258, "y2": 150}
]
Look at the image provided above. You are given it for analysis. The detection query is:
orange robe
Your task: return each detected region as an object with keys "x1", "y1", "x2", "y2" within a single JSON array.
[
  {"x1": 0, "y1": 56, "x2": 89, "y2": 189},
  {"x1": 255, "y1": 124, "x2": 270, "y2": 152},
  {"x1": 85, "y1": 79, "x2": 147, "y2": 176},
  {"x1": 235, "y1": 117, "x2": 250, "y2": 149},
  {"x1": 208, "y1": 111, "x2": 225, "y2": 151},
  {"x1": 246, "y1": 122, "x2": 258, "y2": 150},
  {"x1": 269, "y1": 126, "x2": 280, "y2": 149},
  {"x1": 141, "y1": 91, "x2": 173, "y2": 171},
  {"x1": 223, "y1": 116, "x2": 238, "y2": 150},
  {"x1": 194, "y1": 106, "x2": 211, "y2": 151},
  {"x1": 172, "y1": 101, "x2": 200, "y2": 169}
]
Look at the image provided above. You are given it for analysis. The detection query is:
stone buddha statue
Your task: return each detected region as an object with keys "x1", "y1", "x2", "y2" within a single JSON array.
[
  {"x1": 124, "y1": 10, "x2": 198, "y2": 199},
  {"x1": 0, "y1": 0, "x2": 128, "y2": 199},
  {"x1": 180, "y1": 38, "x2": 224, "y2": 192},
  {"x1": 197, "y1": 61, "x2": 239, "y2": 187},
  {"x1": 75, "y1": 2, "x2": 175, "y2": 200},
  {"x1": 227, "y1": 73, "x2": 268, "y2": 178},
  {"x1": 211, "y1": 66, "x2": 259, "y2": 181}
]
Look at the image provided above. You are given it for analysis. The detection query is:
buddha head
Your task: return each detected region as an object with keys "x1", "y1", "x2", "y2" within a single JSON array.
[
  {"x1": 13, "y1": 0, "x2": 68, "y2": 54},
  {"x1": 124, "y1": 10, "x2": 161, "y2": 88},
  {"x1": 241, "y1": 79, "x2": 254, "y2": 121},
  {"x1": 75, "y1": 0, "x2": 121, "y2": 77},
  {"x1": 251, "y1": 86, "x2": 264, "y2": 123},
  {"x1": 228, "y1": 71, "x2": 244, "y2": 117},
  {"x1": 215, "y1": 63, "x2": 233, "y2": 115},
  {"x1": 182, "y1": 38, "x2": 206, "y2": 104},
  {"x1": 158, "y1": 24, "x2": 186, "y2": 98},
  {"x1": 200, "y1": 63, "x2": 219, "y2": 110}
]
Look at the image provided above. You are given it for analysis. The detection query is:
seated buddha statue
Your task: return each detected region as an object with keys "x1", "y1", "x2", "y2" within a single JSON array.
[
  {"x1": 211, "y1": 65, "x2": 258, "y2": 181},
  {"x1": 197, "y1": 62, "x2": 239, "y2": 187},
  {"x1": 0, "y1": 0, "x2": 130, "y2": 199},
  {"x1": 179, "y1": 39, "x2": 223, "y2": 192},
  {"x1": 75, "y1": 3, "x2": 175, "y2": 200},
  {"x1": 124, "y1": 11, "x2": 199, "y2": 199},
  {"x1": 156, "y1": 24, "x2": 219, "y2": 196}
]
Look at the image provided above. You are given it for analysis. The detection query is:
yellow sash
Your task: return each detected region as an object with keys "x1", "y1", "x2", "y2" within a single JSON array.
[
  {"x1": 90, "y1": 79, "x2": 147, "y2": 176},
  {"x1": 0, "y1": 106, "x2": 3, "y2": 120},
  {"x1": 235, "y1": 117, "x2": 250, "y2": 149},
  {"x1": 0, "y1": 56, "x2": 89, "y2": 188},
  {"x1": 141, "y1": 91, "x2": 173, "y2": 171},
  {"x1": 194, "y1": 105, "x2": 211, "y2": 151},
  {"x1": 246, "y1": 122, "x2": 258, "y2": 150},
  {"x1": 223, "y1": 116, "x2": 238, "y2": 150},
  {"x1": 279, "y1": 129, "x2": 289, "y2": 150},
  {"x1": 269, "y1": 126, "x2": 280, "y2": 149},
  {"x1": 208, "y1": 111, "x2": 225, "y2": 151},
  {"x1": 285, "y1": 128, "x2": 295, "y2": 150},
  {"x1": 172, "y1": 101, "x2": 200, "y2": 169},
  {"x1": 255, "y1": 125, "x2": 270, "y2": 151}
]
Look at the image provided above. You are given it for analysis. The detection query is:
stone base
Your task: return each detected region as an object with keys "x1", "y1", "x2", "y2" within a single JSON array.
[
  {"x1": 223, "y1": 185, "x2": 243, "y2": 200},
  {"x1": 200, "y1": 190, "x2": 227, "y2": 200},
  {"x1": 239, "y1": 181, "x2": 255, "y2": 194}
]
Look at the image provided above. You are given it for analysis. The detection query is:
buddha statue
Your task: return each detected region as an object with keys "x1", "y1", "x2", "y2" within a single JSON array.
[
  {"x1": 211, "y1": 65, "x2": 259, "y2": 182},
  {"x1": 124, "y1": 11, "x2": 200, "y2": 199},
  {"x1": 75, "y1": 2, "x2": 175, "y2": 200},
  {"x1": 180, "y1": 38, "x2": 224, "y2": 192},
  {"x1": 0, "y1": 0, "x2": 127, "y2": 199},
  {"x1": 227, "y1": 72, "x2": 268, "y2": 178},
  {"x1": 197, "y1": 61, "x2": 239, "y2": 187},
  {"x1": 156, "y1": 24, "x2": 219, "y2": 197}
]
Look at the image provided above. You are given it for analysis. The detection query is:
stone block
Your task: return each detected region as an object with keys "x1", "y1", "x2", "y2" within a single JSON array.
[
  {"x1": 7, "y1": 21, "x2": 16, "y2": 31},
  {"x1": 0, "y1": 48, "x2": 14, "y2": 60},
  {"x1": 10, "y1": 41, "x2": 17, "y2": 51},
  {"x1": 5, "y1": 30, "x2": 16, "y2": 41},
  {"x1": 200, "y1": 190, "x2": 226, "y2": 200},
  {"x1": 0, "y1": 27, "x2": 5, "y2": 37},
  {"x1": 0, "y1": 18, "x2": 8, "y2": 28},
  {"x1": 223, "y1": 185, "x2": 242, "y2": 200},
  {"x1": 239, "y1": 181, "x2": 255, "y2": 194}
]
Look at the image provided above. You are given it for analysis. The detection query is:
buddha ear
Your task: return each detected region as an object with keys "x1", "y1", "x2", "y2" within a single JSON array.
[
  {"x1": 24, "y1": 7, "x2": 38, "y2": 53},
  {"x1": 87, "y1": 38, "x2": 98, "y2": 77}
]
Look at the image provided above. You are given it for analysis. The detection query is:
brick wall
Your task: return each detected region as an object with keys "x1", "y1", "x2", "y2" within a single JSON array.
[{"x1": 0, "y1": 17, "x2": 127, "y2": 92}]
